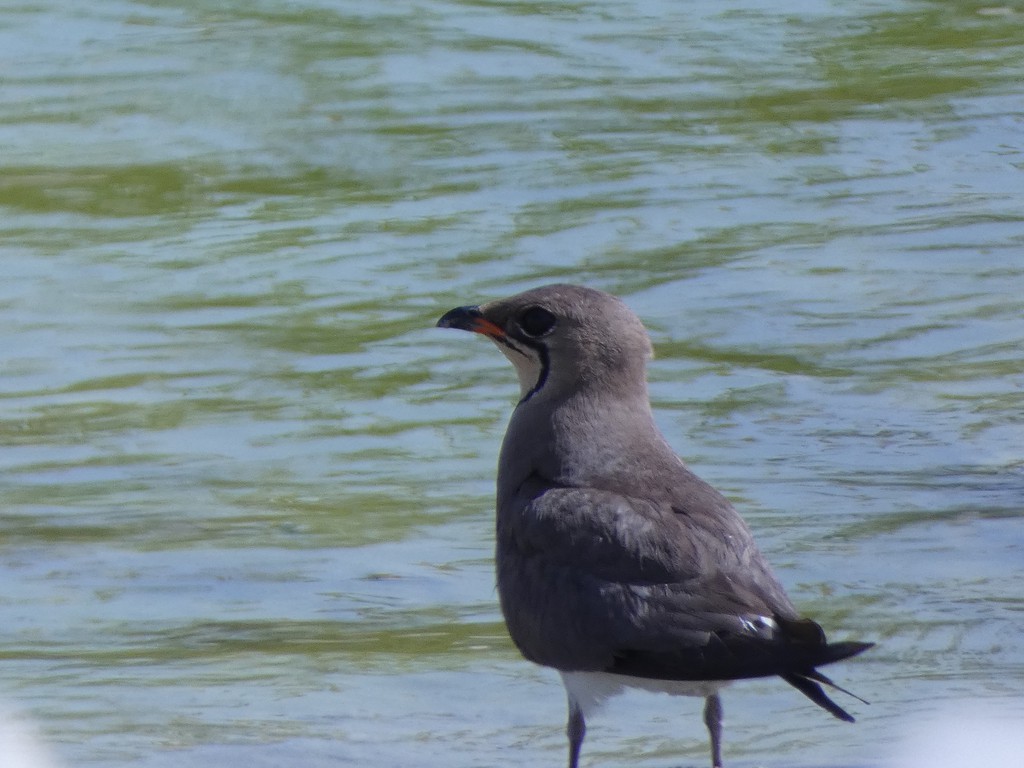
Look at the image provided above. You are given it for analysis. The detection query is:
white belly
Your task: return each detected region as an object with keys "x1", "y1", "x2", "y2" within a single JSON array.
[{"x1": 560, "y1": 670, "x2": 729, "y2": 717}]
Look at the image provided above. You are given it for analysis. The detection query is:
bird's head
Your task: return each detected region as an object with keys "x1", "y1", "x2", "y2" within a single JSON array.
[{"x1": 437, "y1": 284, "x2": 653, "y2": 404}]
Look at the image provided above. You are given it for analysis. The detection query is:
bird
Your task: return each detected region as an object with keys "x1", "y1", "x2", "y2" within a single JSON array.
[{"x1": 436, "y1": 283, "x2": 872, "y2": 768}]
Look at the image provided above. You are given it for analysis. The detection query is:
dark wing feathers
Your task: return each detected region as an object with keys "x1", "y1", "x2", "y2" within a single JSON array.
[
  {"x1": 498, "y1": 481, "x2": 872, "y2": 711},
  {"x1": 505, "y1": 482, "x2": 797, "y2": 617}
]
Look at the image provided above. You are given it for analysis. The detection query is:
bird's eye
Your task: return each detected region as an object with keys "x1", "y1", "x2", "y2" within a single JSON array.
[{"x1": 518, "y1": 306, "x2": 557, "y2": 338}]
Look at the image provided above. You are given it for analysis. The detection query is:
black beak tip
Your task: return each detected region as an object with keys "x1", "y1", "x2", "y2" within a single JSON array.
[{"x1": 436, "y1": 305, "x2": 482, "y2": 330}]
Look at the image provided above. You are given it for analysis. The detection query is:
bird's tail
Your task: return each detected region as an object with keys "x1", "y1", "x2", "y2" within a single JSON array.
[
  {"x1": 814, "y1": 639, "x2": 875, "y2": 667},
  {"x1": 782, "y1": 641, "x2": 874, "y2": 722}
]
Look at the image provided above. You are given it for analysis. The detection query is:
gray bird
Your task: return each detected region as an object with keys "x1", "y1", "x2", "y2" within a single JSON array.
[{"x1": 437, "y1": 283, "x2": 872, "y2": 768}]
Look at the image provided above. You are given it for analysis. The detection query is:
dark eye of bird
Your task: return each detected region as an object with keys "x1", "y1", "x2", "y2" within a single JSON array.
[{"x1": 519, "y1": 306, "x2": 557, "y2": 338}]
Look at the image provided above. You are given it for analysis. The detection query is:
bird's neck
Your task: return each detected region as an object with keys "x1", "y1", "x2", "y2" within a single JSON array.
[{"x1": 500, "y1": 387, "x2": 673, "y2": 496}]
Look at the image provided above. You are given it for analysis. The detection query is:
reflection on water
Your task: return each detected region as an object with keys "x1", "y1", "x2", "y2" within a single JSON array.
[{"x1": 1, "y1": 1, "x2": 1022, "y2": 766}]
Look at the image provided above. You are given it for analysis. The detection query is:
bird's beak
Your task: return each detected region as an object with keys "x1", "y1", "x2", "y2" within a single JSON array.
[{"x1": 437, "y1": 305, "x2": 507, "y2": 340}]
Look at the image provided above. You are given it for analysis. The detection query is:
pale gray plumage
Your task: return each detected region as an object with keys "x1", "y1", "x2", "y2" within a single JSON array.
[{"x1": 437, "y1": 284, "x2": 871, "y2": 768}]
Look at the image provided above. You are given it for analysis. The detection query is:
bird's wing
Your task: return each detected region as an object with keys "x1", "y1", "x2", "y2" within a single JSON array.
[
  {"x1": 498, "y1": 480, "x2": 825, "y2": 680},
  {"x1": 506, "y1": 476, "x2": 797, "y2": 612}
]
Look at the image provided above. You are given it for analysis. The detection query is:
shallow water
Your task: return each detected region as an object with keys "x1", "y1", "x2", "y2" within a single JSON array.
[{"x1": 2, "y1": 1, "x2": 1023, "y2": 766}]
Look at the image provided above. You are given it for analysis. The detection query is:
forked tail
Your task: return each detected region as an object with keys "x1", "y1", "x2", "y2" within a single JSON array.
[{"x1": 783, "y1": 640, "x2": 874, "y2": 722}]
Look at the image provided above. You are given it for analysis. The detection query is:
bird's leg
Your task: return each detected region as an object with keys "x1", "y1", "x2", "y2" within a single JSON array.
[
  {"x1": 567, "y1": 700, "x2": 586, "y2": 768},
  {"x1": 703, "y1": 693, "x2": 724, "y2": 768}
]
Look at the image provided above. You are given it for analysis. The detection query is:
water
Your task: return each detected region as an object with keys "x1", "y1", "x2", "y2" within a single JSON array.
[{"x1": 2, "y1": 1, "x2": 1022, "y2": 766}]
